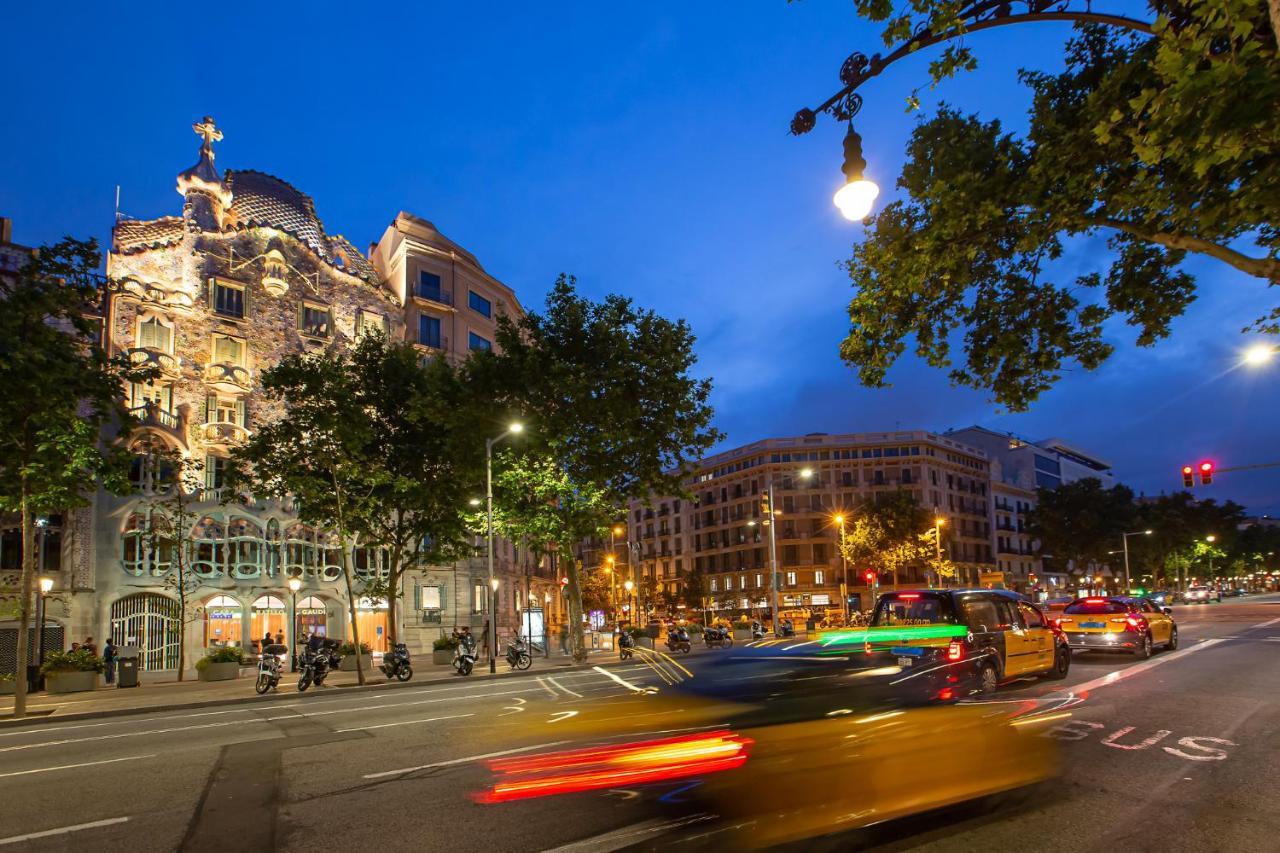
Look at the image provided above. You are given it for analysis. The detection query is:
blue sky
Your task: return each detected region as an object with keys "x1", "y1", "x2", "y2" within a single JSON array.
[{"x1": 2, "y1": 2, "x2": 1276, "y2": 513}]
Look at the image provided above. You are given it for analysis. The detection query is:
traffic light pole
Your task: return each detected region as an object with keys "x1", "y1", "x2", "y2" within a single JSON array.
[{"x1": 767, "y1": 480, "x2": 780, "y2": 635}]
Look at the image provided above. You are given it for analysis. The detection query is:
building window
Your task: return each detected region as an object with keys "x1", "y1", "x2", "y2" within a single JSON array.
[
  {"x1": 468, "y1": 332, "x2": 492, "y2": 352},
  {"x1": 207, "y1": 395, "x2": 246, "y2": 427},
  {"x1": 710, "y1": 578, "x2": 719, "y2": 592},
  {"x1": 356, "y1": 310, "x2": 389, "y2": 339},
  {"x1": 417, "y1": 271, "x2": 443, "y2": 301},
  {"x1": 814, "y1": 570, "x2": 825, "y2": 585},
  {"x1": 418, "y1": 315, "x2": 442, "y2": 348},
  {"x1": 129, "y1": 381, "x2": 172, "y2": 412},
  {"x1": 138, "y1": 317, "x2": 173, "y2": 351},
  {"x1": 724, "y1": 577, "x2": 733, "y2": 591},
  {"x1": 210, "y1": 278, "x2": 245, "y2": 319},
  {"x1": 755, "y1": 573, "x2": 763, "y2": 588},
  {"x1": 473, "y1": 583, "x2": 486, "y2": 613},
  {"x1": 468, "y1": 290, "x2": 492, "y2": 318},
  {"x1": 204, "y1": 455, "x2": 227, "y2": 493},
  {"x1": 785, "y1": 571, "x2": 797, "y2": 586},
  {"x1": 299, "y1": 303, "x2": 331, "y2": 338},
  {"x1": 212, "y1": 333, "x2": 245, "y2": 366}
]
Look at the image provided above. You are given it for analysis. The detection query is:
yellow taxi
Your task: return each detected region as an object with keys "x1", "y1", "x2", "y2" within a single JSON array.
[{"x1": 1054, "y1": 596, "x2": 1177, "y2": 658}]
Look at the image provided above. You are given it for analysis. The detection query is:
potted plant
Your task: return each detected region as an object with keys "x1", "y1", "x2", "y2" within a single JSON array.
[
  {"x1": 685, "y1": 623, "x2": 705, "y2": 637},
  {"x1": 628, "y1": 626, "x2": 654, "y2": 649},
  {"x1": 195, "y1": 647, "x2": 243, "y2": 682},
  {"x1": 338, "y1": 641, "x2": 373, "y2": 671},
  {"x1": 40, "y1": 649, "x2": 104, "y2": 694},
  {"x1": 732, "y1": 617, "x2": 754, "y2": 642},
  {"x1": 432, "y1": 636, "x2": 459, "y2": 665},
  {"x1": 0, "y1": 672, "x2": 15, "y2": 695}
]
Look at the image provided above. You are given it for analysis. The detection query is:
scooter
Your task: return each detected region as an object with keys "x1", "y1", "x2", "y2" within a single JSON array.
[
  {"x1": 751, "y1": 621, "x2": 765, "y2": 641},
  {"x1": 618, "y1": 631, "x2": 636, "y2": 661},
  {"x1": 379, "y1": 642, "x2": 413, "y2": 682},
  {"x1": 778, "y1": 620, "x2": 796, "y2": 638},
  {"x1": 506, "y1": 635, "x2": 532, "y2": 670},
  {"x1": 453, "y1": 634, "x2": 479, "y2": 676},
  {"x1": 704, "y1": 625, "x2": 733, "y2": 649},
  {"x1": 255, "y1": 643, "x2": 287, "y2": 694},
  {"x1": 665, "y1": 627, "x2": 691, "y2": 654}
]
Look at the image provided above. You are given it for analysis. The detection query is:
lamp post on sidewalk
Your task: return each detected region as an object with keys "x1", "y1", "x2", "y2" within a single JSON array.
[
  {"x1": 288, "y1": 576, "x2": 302, "y2": 671},
  {"x1": 1120, "y1": 529, "x2": 1153, "y2": 594},
  {"x1": 765, "y1": 466, "x2": 815, "y2": 634},
  {"x1": 485, "y1": 421, "x2": 524, "y2": 674},
  {"x1": 36, "y1": 576, "x2": 53, "y2": 689}
]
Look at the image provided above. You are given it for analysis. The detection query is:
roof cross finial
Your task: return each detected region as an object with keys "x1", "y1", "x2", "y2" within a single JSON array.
[{"x1": 193, "y1": 116, "x2": 222, "y2": 162}]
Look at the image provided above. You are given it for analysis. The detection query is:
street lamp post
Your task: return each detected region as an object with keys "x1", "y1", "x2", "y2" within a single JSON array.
[
  {"x1": 624, "y1": 579, "x2": 634, "y2": 625},
  {"x1": 765, "y1": 467, "x2": 814, "y2": 635},
  {"x1": 485, "y1": 422, "x2": 524, "y2": 674},
  {"x1": 37, "y1": 576, "x2": 53, "y2": 690},
  {"x1": 932, "y1": 516, "x2": 946, "y2": 588},
  {"x1": 542, "y1": 591, "x2": 552, "y2": 658},
  {"x1": 1120, "y1": 529, "x2": 1153, "y2": 594},
  {"x1": 288, "y1": 576, "x2": 302, "y2": 672},
  {"x1": 834, "y1": 514, "x2": 849, "y2": 624}
]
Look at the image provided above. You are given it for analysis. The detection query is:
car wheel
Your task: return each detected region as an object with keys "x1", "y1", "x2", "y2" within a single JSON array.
[
  {"x1": 1047, "y1": 646, "x2": 1070, "y2": 679},
  {"x1": 1134, "y1": 632, "x2": 1152, "y2": 659},
  {"x1": 979, "y1": 662, "x2": 999, "y2": 695},
  {"x1": 1167, "y1": 627, "x2": 1178, "y2": 651}
]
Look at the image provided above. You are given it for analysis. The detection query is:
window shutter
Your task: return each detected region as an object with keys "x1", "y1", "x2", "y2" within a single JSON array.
[
  {"x1": 234, "y1": 399, "x2": 246, "y2": 427},
  {"x1": 327, "y1": 307, "x2": 335, "y2": 338},
  {"x1": 205, "y1": 394, "x2": 217, "y2": 423},
  {"x1": 204, "y1": 455, "x2": 217, "y2": 491},
  {"x1": 207, "y1": 278, "x2": 216, "y2": 309},
  {"x1": 242, "y1": 281, "x2": 250, "y2": 320},
  {"x1": 296, "y1": 304, "x2": 303, "y2": 333}
]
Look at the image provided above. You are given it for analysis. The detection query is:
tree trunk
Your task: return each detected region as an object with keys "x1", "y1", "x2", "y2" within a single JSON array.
[
  {"x1": 386, "y1": 548, "x2": 400, "y2": 648},
  {"x1": 563, "y1": 553, "x2": 587, "y2": 663},
  {"x1": 12, "y1": 483, "x2": 35, "y2": 719},
  {"x1": 334, "y1": 486, "x2": 365, "y2": 685},
  {"x1": 1270, "y1": 0, "x2": 1280, "y2": 53}
]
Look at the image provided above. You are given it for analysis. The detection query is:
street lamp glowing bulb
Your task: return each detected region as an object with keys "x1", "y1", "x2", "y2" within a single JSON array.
[
  {"x1": 39, "y1": 577, "x2": 53, "y2": 594},
  {"x1": 508, "y1": 422, "x2": 524, "y2": 434},
  {"x1": 490, "y1": 578, "x2": 500, "y2": 591},
  {"x1": 1242, "y1": 343, "x2": 1276, "y2": 367},
  {"x1": 834, "y1": 178, "x2": 880, "y2": 221},
  {"x1": 288, "y1": 577, "x2": 302, "y2": 593},
  {"x1": 799, "y1": 467, "x2": 814, "y2": 479}
]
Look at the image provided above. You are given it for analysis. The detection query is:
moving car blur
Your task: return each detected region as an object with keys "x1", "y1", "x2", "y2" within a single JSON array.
[{"x1": 1056, "y1": 596, "x2": 1177, "y2": 658}]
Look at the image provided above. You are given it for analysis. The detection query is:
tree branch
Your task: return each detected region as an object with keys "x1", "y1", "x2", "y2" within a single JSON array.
[{"x1": 1083, "y1": 216, "x2": 1280, "y2": 282}]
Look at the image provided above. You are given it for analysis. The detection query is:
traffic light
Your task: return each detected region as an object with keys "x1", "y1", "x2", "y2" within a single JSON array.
[
  {"x1": 1198, "y1": 460, "x2": 1215, "y2": 485},
  {"x1": 760, "y1": 492, "x2": 771, "y2": 518},
  {"x1": 1182, "y1": 465, "x2": 1194, "y2": 488},
  {"x1": 863, "y1": 570, "x2": 876, "y2": 586}
]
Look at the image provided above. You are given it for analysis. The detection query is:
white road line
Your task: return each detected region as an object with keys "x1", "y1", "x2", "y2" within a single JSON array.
[
  {"x1": 541, "y1": 816, "x2": 710, "y2": 853},
  {"x1": 535, "y1": 677, "x2": 560, "y2": 700},
  {"x1": 335, "y1": 713, "x2": 473, "y2": 733},
  {"x1": 0, "y1": 753, "x2": 156, "y2": 780},
  {"x1": 592, "y1": 666, "x2": 648, "y2": 693},
  {"x1": 546, "y1": 677, "x2": 583, "y2": 698},
  {"x1": 1064, "y1": 639, "x2": 1224, "y2": 695},
  {"x1": 362, "y1": 740, "x2": 569, "y2": 779},
  {"x1": 0, "y1": 817, "x2": 130, "y2": 846}
]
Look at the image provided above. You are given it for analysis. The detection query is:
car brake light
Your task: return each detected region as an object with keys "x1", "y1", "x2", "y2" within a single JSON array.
[
  {"x1": 1125, "y1": 616, "x2": 1147, "y2": 631},
  {"x1": 899, "y1": 593, "x2": 920, "y2": 600},
  {"x1": 1084, "y1": 598, "x2": 1106, "y2": 603},
  {"x1": 947, "y1": 641, "x2": 965, "y2": 661}
]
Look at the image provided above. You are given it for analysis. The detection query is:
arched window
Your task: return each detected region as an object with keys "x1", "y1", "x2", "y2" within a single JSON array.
[
  {"x1": 110, "y1": 593, "x2": 180, "y2": 671},
  {"x1": 137, "y1": 315, "x2": 174, "y2": 352},
  {"x1": 191, "y1": 516, "x2": 226, "y2": 579},
  {"x1": 127, "y1": 438, "x2": 176, "y2": 494},
  {"x1": 203, "y1": 594, "x2": 243, "y2": 649},
  {"x1": 120, "y1": 510, "x2": 173, "y2": 577},
  {"x1": 227, "y1": 516, "x2": 264, "y2": 579},
  {"x1": 284, "y1": 523, "x2": 315, "y2": 578}
]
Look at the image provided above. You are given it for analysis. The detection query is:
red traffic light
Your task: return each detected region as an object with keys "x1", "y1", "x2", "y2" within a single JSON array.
[
  {"x1": 559, "y1": 576, "x2": 569, "y2": 587},
  {"x1": 1182, "y1": 465, "x2": 1194, "y2": 488},
  {"x1": 1198, "y1": 460, "x2": 1214, "y2": 485},
  {"x1": 863, "y1": 570, "x2": 876, "y2": 584}
]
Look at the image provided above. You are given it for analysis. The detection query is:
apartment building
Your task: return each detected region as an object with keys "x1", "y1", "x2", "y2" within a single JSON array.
[{"x1": 631, "y1": 431, "x2": 995, "y2": 618}]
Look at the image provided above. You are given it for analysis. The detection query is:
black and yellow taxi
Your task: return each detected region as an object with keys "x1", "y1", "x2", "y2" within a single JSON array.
[
  {"x1": 1054, "y1": 596, "x2": 1177, "y2": 658},
  {"x1": 861, "y1": 588, "x2": 1071, "y2": 696}
]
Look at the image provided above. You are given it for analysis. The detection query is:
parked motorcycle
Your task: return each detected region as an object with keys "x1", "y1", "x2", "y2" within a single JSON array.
[
  {"x1": 704, "y1": 625, "x2": 733, "y2": 649},
  {"x1": 778, "y1": 619, "x2": 796, "y2": 638},
  {"x1": 255, "y1": 643, "x2": 287, "y2": 694},
  {"x1": 379, "y1": 642, "x2": 413, "y2": 682},
  {"x1": 665, "y1": 627, "x2": 691, "y2": 654},
  {"x1": 297, "y1": 639, "x2": 339, "y2": 692},
  {"x1": 751, "y1": 620, "x2": 765, "y2": 641},
  {"x1": 618, "y1": 631, "x2": 636, "y2": 661},
  {"x1": 454, "y1": 634, "x2": 479, "y2": 676},
  {"x1": 506, "y1": 635, "x2": 533, "y2": 671}
]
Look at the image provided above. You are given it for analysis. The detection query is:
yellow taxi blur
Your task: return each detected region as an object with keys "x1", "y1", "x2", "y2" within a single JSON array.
[{"x1": 1054, "y1": 595, "x2": 1177, "y2": 658}]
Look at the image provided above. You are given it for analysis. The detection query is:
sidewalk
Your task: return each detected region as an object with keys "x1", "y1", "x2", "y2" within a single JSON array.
[{"x1": 0, "y1": 644, "x2": 704, "y2": 727}]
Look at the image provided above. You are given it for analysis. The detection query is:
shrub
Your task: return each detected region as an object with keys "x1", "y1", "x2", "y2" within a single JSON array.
[
  {"x1": 685, "y1": 623, "x2": 705, "y2": 635},
  {"x1": 337, "y1": 641, "x2": 372, "y2": 656},
  {"x1": 733, "y1": 617, "x2": 753, "y2": 629},
  {"x1": 0, "y1": 672, "x2": 14, "y2": 683},
  {"x1": 195, "y1": 647, "x2": 243, "y2": 670},
  {"x1": 40, "y1": 648, "x2": 104, "y2": 676},
  {"x1": 626, "y1": 626, "x2": 647, "y2": 640},
  {"x1": 433, "y1": 637, "x2": 460, "y2": 651}
]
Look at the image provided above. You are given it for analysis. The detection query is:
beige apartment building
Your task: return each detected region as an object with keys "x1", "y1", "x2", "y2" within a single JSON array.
[
  {"x1": 0, "y1": 119, "x2": 545, "y2": 676},
  {"x1": 630, "y1": 431, "x2": 996, "y2": 620}
]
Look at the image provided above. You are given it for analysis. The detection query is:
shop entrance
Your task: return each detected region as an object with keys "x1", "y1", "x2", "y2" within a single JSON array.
[
  {"x1": 251, "y1": 595, "x2": 287, "y2": 652},
  {"x1": 296, "y1": 595, "x2": 327, "y2": 642},
  {"x1": 204, "y1": 595, "x2": 243, "y2": 649},
  {"x1": 356, "y1": 597, "x2": 388, "y2": 652}
]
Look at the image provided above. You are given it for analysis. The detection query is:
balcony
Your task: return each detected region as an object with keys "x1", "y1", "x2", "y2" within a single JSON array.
[
  {"x1": 412, "y1": 288, "x2": 454, "y2": 308},
  {"x1": 202, "y1": 421, "x2": 251, "y2": 446},
  {"x1": 128, "y1": 402, "x2": 185, "y2": 441},
  {"x1": 119, "y1": 278, "x2": 196, "y2": 312},
  {"x1": 204, "y1": 362, "x2": 252, "y2": 394},
  {"x1": 126, "y1": 347, "x2": 182, "y2": 380}
]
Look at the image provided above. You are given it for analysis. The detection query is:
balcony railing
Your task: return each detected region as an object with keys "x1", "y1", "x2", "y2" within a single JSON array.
[
  {"x1": 204, "y1": 362, "x2": 252, "y2": 394},
  {"x1": 202, "y1": 421, "x2": 251, "y2": 446},
  {"x1": 129, "y1": 402, "x2": 184, "y2": 436},
  {"x1": 413, "y1": 288, "x2": 454, "y2": 307},
  {"x1": 127, "y1": 347, "x2": 182, "y2": 379}
]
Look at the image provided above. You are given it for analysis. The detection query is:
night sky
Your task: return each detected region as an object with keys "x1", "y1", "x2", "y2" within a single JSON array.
[{"x1": 2, "y1": 3, "x2": 1275, "y2": 513}]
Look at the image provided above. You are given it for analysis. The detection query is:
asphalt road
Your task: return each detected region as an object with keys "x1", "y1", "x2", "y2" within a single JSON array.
[{"x1": 1, "y1": 597, "x2": 1278, "y2": 852}]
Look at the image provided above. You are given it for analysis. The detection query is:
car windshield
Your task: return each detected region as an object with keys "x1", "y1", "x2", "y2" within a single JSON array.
[
  {"x1": 1063, "y1": 599, "x2": 1130, "y2": 615},
  {"x1": 873, "y1": 594, "x2": 954, "y2": 626}
]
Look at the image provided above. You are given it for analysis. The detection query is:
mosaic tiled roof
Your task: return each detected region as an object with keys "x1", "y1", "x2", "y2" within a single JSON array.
[
  {"x1": 113, "y1": 216, "x2": 184, "y2": 253},
  {"x1": 329, "y1": 234, "x2": 378, "y2": 282}
]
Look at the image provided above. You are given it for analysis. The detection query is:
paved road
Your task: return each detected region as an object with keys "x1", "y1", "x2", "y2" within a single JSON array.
[{"x1": 1, "y1": 598, "x2": 1277, "y2": 852}]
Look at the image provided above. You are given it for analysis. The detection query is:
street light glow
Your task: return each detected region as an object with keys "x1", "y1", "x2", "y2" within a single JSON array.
[
  {"x1": 799, "y1": 467, "x2": 814, "y2": 479},
  {"x1": 834, "y1": 178, "x2": 880, "y2": 221},
  {"x1": 833, "y1": 514, "x2": 844, "y2": 524},
  {"x1": 38, "y1": 577, "x2": 53, "y2": 594},
  {"x1": 287, "y1": 577, "x2": 302, "y2": 593},
  {"x1": 490, "y1": 578, "x2": 500, "y2": 591},
  {"x1": 935, "y1": 517, "x2": 946, "y2": 527},
  {"x1": 508, "y1": 422, "x2": 524, "y2": 433},
  {"x1": 1242, "y1": 342, "x2": 1277, "y2": 367},
  {"x1": 469, "y1": 498, "x2": 482, "y2": 507}
]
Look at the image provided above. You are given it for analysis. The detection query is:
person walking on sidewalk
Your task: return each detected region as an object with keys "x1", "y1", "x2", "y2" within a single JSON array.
[
  {"x1": 102, "y1": 639, "x2": 117, "y2": 685},
  {"x1": 83, "y1": 637, "x2": 98, "y2": 656}
]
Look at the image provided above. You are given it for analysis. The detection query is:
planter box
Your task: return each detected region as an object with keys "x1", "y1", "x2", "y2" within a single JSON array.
[
  {"x1": 339, "y1": 654, "x2": 373, "y2": 672},
  {"x1": 432, "y1": 649, "x2": 456, "y2": 665},
  {"x1": 732, "y1": 628, "x2": 753, "y2": 642},
  {"x1": 0, "y1": 681, "x2": 14, "y2": 695},
  {"x1": 637, "y1": 637, "x2": 656, "y2": 650},
  {"x1": 197, "y1": 662, "x2": 241, "y2": 682},
  {"x1": 46, "y1": 670, "x2": 99, "y2": 694}
]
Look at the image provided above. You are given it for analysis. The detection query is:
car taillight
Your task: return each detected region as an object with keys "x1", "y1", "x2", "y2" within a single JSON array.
[
  {"x1": 947, "y1": 641, "x2": 965, "y2": 661},
  {"x1": 1125, "y1": 616, "x2": 1147, "y2": 632}
]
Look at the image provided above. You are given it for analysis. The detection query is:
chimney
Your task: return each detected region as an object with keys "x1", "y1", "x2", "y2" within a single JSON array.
[{"x1": 0, "y1": 217, "x2": 11, "y2": 245}]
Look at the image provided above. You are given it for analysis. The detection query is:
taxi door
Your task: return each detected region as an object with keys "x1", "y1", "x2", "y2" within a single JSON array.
[
  {"x1": 996, "y1": 598, "x2": 1036, "y2": 677},
  {"x1": 1017, "y1": 602, "x2": 1054, "y2": 672},
  {"x1": 1141, "y1": 599, "x2": 1173, "y2": 644}
]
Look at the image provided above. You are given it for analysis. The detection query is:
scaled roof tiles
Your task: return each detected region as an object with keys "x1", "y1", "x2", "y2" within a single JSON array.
[{"x1": 113, "y1": 216, "x2": 184, "y2": 253}]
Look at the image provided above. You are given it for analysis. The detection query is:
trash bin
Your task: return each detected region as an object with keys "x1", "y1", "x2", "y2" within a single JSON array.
[{"x1": 116, "y1": 647, "x2": 141, "y2": 688}]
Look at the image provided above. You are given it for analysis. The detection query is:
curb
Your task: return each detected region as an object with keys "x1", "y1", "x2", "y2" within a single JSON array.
[{"x1": 0, "y1": 651, "x2": 668, "y2": 729}]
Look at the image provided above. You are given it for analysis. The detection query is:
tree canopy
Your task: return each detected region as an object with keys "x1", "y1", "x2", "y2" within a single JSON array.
[{"x1": 837, "y1": 1, "x2": 1278, "y2": 410}]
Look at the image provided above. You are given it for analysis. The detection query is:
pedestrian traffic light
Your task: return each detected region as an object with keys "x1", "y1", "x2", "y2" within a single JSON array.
[
  {"x1": 1198, "y1": 460, "x2": 1214, "y2": 485},
  {"x1": 1182, "y1": 465, "x2": 1194, "y2": 488}
]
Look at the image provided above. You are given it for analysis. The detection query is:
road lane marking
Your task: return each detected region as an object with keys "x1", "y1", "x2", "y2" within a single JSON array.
[
  {"x1": 541, "y1": 815, "x2": 714, "y2": 853},
  {"x1": 335, "y1": 713, "x2": 473, "y2": 732},
  {"x1": 592, "y1": 666, "x2": 651, "y2": 694},
  {"x1": 1061, "y1": 639, "x2": 1224, "y2": 696},
  {"x1": 0, "y1": 817, "x2": 130, "y2": 846},
  {"x1": 535, "y1": 677, "x2": 561, "y2": 699},
  {"x1": 0, "y1": 753, "x2": 156, "y2": 779},
  {"x1": 548, "y1": 710, "x2": 579, "y2": 723},
  {"x1": 362, "y1": 740, "x2": 570, "y2": 779},
  {"x1": 546, "y1": 677, "x2": 583, "y2": 698}
]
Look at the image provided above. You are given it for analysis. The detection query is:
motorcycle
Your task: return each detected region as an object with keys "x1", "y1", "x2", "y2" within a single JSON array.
[
  {"x1": 255, "y1": 643, "x2": 287, "y2": 694},
  {"x1": 665, "y1": 627, "x2": 691, "y2": 654},
  {"x1": 704, "y1": 625, "x2": 733, "y2": 649},
  {"x1": 618, "y1": 631, "x2": 636, "y2": 661},
  {"x1": 453, "y1": 634, "x2": 479, "y2": 676},
  {"x1": 778, "y1": 620, "x2": 796, "y2": 638},
  {"x1": 297, "y1": 639, "x2": 340, "y2": 692},
  {"x1": 751, "y1": 621, "x2": 765, "y2": 641},
  {"x1": 379, "y1": 642, "x2": 413, "y2": 682},
  {"x1": 506, "y1": 635, "x2": 533, "y2": 670}
]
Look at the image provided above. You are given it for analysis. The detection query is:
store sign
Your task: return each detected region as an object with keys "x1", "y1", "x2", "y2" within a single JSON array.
[
  {"x1": 811, "y1": 594, "x2": 831, "y2": 606},
  {"x1": 253, "y1": 607, "x2": 286, "y2": 614},
  {"x1": 208, "y1": 608, "x2": 240, "y2": 620},
  {"x1": 297, "y1": 608, "x2": 326, "y2": 616}
]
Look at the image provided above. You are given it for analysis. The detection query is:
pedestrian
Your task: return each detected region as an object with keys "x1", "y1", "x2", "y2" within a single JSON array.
[
  {"x1": 103, "y1": 639, "x2": 117, "y2": 684},
  {"x1": 70, "y1": 642, "x2": 80, "y2": 653},
  {"x1": 274, "y1": 631, "x2": 284, "y2": 647},
  {"x1": 261, "y1": 631, "x2": 272, "y2": 653},
  {"x1": 481, "y1": 619, "x2": 490, "y2": 657},
  {"x1": 83, "y1": 637, "x2": 97, "y2": 656}
]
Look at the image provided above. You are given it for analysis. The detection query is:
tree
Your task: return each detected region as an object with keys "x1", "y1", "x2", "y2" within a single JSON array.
[
  {"x1": 679, "y1": 567, "x2": 711, "y2": 621},
  {"x1": 837, "y1": 491, "x2": 934, "y2": 587},
  {"x1": 470, "y1": 276, "x2": 720, "y2": 661},
  {"x1": 228, "y1": 349, "x2": 379, "y2": 685},
  {"x1": 1027, "y1": 479, "x2": 1136, "y2": 577},
  {"x1": 342, "y1": 334, "x2": 483, "y2": 647},
  {"x1": 638, "y1": 575, "x2": 660, "y2": 616},
  {"x1": 1130, "y1": 492, "x2": 1246, "y2": 587},
  {"x1": 834, "y1": 2, "x2": 1278, "y2": 410},
  {"x1": 0, "y1": 238, "x2": 149, "y2": 718},
  {"x1": 143, "y1": 449, "x2": 205, "y2": 681}
]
